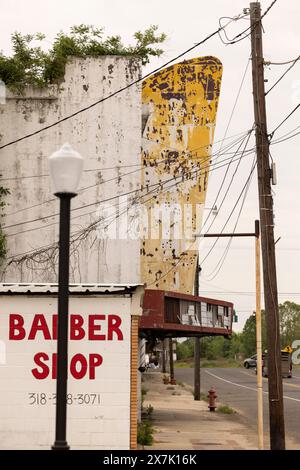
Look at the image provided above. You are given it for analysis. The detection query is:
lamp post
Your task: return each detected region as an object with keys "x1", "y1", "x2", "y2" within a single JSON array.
[{"x1": 48, "y1": 143, "x2": 83, "y2": 450}]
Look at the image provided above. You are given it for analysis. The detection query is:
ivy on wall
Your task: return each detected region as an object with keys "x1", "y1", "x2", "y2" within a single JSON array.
[{"x1": 0, "y1": 24, "x2": 166, "y2": 92}]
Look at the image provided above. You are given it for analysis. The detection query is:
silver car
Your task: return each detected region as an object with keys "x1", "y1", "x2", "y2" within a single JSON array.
[{"x1": 244, "y1": 354, "x2": 257, "y2": 369}]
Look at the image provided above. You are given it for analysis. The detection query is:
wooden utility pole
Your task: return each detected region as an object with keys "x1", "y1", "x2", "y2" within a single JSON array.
[
  {"x1": 194, "y1": 258, "x2": 201, "y2": 400},
  {"x1": 250, "y1": 2, "x2": 285, "y2": 450},
  {"x1": 162, "y1": 339, "x2": 166, "y2": 373},
  {"x1": 169, "y1": 338, "x2": 174, "y2": 382},
  {"x1": 255, "y1": 220, "x2": 264, "y2": 450}
]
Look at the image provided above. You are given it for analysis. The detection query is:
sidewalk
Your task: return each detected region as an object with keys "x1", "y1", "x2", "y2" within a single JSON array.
[{"x1": 142, "y1": 371, "x2": 258, "y2": 450}]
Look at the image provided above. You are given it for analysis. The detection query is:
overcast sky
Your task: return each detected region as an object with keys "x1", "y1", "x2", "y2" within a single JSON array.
[{"x1": 1, "y1": 0, "x2": 300, "y2": 332}]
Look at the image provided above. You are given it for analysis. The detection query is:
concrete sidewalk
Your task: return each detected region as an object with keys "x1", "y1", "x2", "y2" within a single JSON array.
[{"x1": 142, "y1": 371, "x2": 258, "y2": 450}]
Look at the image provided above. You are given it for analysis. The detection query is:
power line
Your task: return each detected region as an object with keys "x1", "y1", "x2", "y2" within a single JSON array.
[
  {"x1": 0, "y1": 0, "x2": 278, "y2": 153},
  {"x1": 3, "y1": 136, "x2": 254, "y2": 230},
  {"x1": 201, "y1": 58, "x2": 252, "y2": 232},
  {"x1": 4, "y1": 147, "x2": 256, "y2": 237},
  {"x1": 218, "y1": 0, "x2": 279, "y2": 45},
  {"x1": 265, "y1": 55, "x2": 300, "y2": 96},
  {"x1": 0, "y1": 129, "x2": 249, "y2": 183},
  {"x1": 269, "y1": 102, "x2": 300, "y2": 140},
  {"x1": 204, "y1": 155, "x2": 256, "y2": 280},
  {"x1": 0, "y1": 27, "x2": 227, "y2": 152},
  {"x1": 146, "y1": 145, "x2": 256, "y2": 288},
  {"x1": 199, "y1": 156, "x2": 256, "y2": 266},
  {"x1": 3, "y1": 130, "x2": 251, "y2": 218},
  {"x1": 201, "y1": 128, "x2": 254, "y2": 236}
]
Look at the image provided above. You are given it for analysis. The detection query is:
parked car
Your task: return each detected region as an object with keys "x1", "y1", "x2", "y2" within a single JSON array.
[{"x1": 243, "y1": 354, "x2": 257, "y2": 369}]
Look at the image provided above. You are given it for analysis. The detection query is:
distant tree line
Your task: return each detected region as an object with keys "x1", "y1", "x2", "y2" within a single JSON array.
[{"x1": 176, "y1": 301, "x2": 300, "y2": 361}]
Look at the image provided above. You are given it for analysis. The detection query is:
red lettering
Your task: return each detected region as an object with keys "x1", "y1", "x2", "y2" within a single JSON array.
[
  {"x1": 89, "y1": 354, "x2": 103, "y2": 379},
  {"x1": 70, "y1": 315, "x2": 85, "y2": 340},
  {"x1": 9, "y1": 314, "x2": 25, "y2": 340},
  {"x1": 32, "y1": 352, "x2": 49, "y2": 379},
  {"x1": 28, "y1": 314, "x2": 51, "y2": 340},
  {"x1": 52, "y1": 353, "x2": 57, "y2": 379},
  {"x1": 108, "y1": 315, "x2": 123, "y2": 340},
  {"x1": 52, "y1": 315, "x2": 58, "y2": 340},
  {"x1": 88, "y1": 315, "x2": 105, "y2": 340},
  {"x1": 71, "y1": 354, "x2": 87, "y2": 379}
]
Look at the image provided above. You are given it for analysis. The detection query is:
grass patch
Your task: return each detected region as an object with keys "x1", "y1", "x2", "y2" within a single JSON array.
[
  {"x1": 175, "y1": 358, "x2": 241, "y2": 369},
  {"x1": 174, "y1": 361, "x2": 194, "y2": 369},
  {"x1": 137, "y1": 420, "x2": 154, "y2": 446},
  {"x1": 217, "y1": 405, "x2": 235, "y2": 414},
  {"x1": 200, "y1": 392, "x2": 209, "y2": 402}
]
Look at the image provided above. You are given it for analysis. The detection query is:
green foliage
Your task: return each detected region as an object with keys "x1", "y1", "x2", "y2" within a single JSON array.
[
  {"x1": 0, "y1": 181, "x2": 10, "y2": 261},
  {"x1": 240, "y1": 314, "x2": 257, "y2": 357},
  {"x1": 177, "y1": 336, "x2": 242, "y2": 362},
  {"x1": 0, "y1": 25, "x2": 166, "y2": 92},
  {"x1": 279, "y1": 301, "x2": 300, "y2": 347},
  {"x1": 241, "y1": 312, "x2": 267, "y2": 357},
  {"x1": 217, "y1": 404, "x2": 235, "y2": 414},
  {"x1": 137, "y1": 420, "x2": 154, "y2": 446},
  {"x1": 176, "y1": 338, "x2": 194, "y2": 360}
]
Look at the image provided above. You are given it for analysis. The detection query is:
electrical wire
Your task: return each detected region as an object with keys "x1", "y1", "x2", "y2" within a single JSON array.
[
  {"x1": 0, "y1": 0, "x2": 279, "y2": 153},
  {"x1": 199, "y1": 147, "x2": 256, "y2": 266},
  {"x1": 145, "y1": 147, "x2": 256, "y2": 288},
  {"x1": 2, "y1": 130, "x2": 251, "y2": 218},
  {"x1": 0, "y1": 26, "x2": 227, "y2": 152},
  {"x1": 197, "y1": 54, "x2": 252, "y2": 234},
  {"x1": 265, "y1": 55, "x2": 300, "y2": 96},
  {"x1": 4, "y1": 146, "x2": 256, "y2": 237},
  {"x1": 203, "y1": 155, "x2": 256, "y2": 280},
  {"x1": 2, "y1": 134, "x2": 254, "y2": 230},
  {"x1": 202, "y1": 128, "x2": 254, "y2": 236},
  {"x1": 269, "y1": 102, "x2": 300, "y2": 140}
]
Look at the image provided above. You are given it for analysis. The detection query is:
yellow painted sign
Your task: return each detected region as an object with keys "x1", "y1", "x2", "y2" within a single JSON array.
[{"x1": 141, "y1": 57, "x2": 223, "y2": 293}]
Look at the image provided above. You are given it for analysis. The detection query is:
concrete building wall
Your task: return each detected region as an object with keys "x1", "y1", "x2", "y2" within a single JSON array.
[{"x1": 0, "y1": 56, "x2": 142, "y2": 284}]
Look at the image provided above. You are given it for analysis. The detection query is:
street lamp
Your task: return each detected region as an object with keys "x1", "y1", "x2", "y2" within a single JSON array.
[{"x1": 48, "y1": 143, "x2": 83, "y2": 450}]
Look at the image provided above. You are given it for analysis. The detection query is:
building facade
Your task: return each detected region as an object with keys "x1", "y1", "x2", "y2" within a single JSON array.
[{"x1": 0, "y1": 56, "x2": 142, "y2": 285}]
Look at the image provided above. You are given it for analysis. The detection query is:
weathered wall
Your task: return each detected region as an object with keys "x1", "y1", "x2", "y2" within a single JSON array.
[
  {"x1": 141, "y1": 57, "x2": 223, "y2": 294},
  {"x1": 0, "y1": 56, "x2": 141, "y2": 284}
]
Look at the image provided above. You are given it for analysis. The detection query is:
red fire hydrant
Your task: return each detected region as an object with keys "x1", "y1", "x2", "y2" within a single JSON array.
[{"x1": 207, "y1": 387, "x2": 217, "y2": 412}]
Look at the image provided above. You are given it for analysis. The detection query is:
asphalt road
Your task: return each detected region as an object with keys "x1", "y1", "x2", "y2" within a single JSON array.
[{"x1": 175, "y1": 366, "x2": 300, "y2": 448}]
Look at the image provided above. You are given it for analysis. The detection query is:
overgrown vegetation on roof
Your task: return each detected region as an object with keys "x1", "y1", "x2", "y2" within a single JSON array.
[{"x1": 0, "y1": 24, "x2": 166, "y2": 92}]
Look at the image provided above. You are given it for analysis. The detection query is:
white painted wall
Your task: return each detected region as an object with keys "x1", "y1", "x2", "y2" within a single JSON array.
[
  {"x1": 0, "y1": 56, "x2": 142, "y2": 284},
  {"x1": 0, "y1": 293, "x2": 132, "y2": 449}
]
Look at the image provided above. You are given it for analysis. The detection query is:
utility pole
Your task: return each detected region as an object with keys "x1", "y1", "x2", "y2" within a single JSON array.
[
  {"x1": 197, "y1": 220, "x2": 264, "y2": 449},
  {"x1": 194, "y1": 258, "x2": 201, "y2": 400},
  {"x1": 250, "y1": 1, "x2": 285, "y2": 450},
  {"x1": 162, "y1": 339, "x2": 166, "y2": 374},
  {"x1": 169, "y1": 338, "x2": 174, "y2": 383},
  {"x1": 255, "y1": 220, "x2": 264, "y2": 450}
]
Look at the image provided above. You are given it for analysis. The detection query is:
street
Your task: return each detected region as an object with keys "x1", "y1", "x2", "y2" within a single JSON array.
[{"x1": 175, "y1": 367, "x2": 300, "y2": 449}]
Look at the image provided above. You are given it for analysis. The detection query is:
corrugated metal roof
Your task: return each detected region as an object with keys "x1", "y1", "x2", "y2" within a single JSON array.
[{"x1": 0, "y1": 283, "x2": 143, "y2": 294}]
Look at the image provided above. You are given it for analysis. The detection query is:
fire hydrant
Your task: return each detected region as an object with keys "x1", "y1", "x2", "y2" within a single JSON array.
[{"x1": 207, "y1": 387, "x2": 217, "y2": 412}]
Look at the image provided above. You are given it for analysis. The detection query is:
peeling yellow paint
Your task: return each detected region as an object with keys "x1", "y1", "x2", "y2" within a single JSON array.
[{"x1": 141, "y1": 57, "x2": 223, "y2": 294}]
